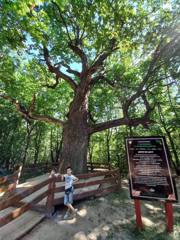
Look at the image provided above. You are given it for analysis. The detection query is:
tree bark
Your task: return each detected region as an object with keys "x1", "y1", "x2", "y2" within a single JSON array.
[
  {"x1": 59, "y1": 85, "x2": 90, "y2": 174},
  {"x1": 60, "y1": 121, "x2": 89, "y2": 174}
]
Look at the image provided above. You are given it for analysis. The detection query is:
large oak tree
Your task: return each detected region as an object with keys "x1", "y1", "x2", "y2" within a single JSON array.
[{"x1": 0, "y1": 0, "x2": 179, "y2": 173}]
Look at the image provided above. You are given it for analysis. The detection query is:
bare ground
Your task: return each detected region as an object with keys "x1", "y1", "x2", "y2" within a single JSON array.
[{"x1": 21, "y1": 179, "x2": 180, "y2": 240}]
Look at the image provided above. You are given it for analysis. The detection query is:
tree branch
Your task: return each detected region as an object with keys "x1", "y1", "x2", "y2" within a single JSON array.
[
  {"x1": 90, "y1": 91, "x2": 154, "y2": 134},
  {"x1": 90, "y1": 74, "x2": 106, "y2": 86},
  {"x1": 52, "y1": 1, "x2": 89, "y2": 74},
  {"x1": 29, "y1": 113, "x2": 64, "y2": 126},
  {"x1": 52, "y1": 1, "x2": 72, "y2": 42},
  {"x1": 44, "y1": 76, "x2": 60, "y2": 89},
  {"x1": 89, "y1": 41, "x2": 118, "y2": 75},
  {"x1": 90, "y1": 116, "x2": 154, "y2": 134},
  {"x1": 59, "y1": 61, "x2": 81, "y2": 77},
  {"x1": 68, "y1": 43, "x2": 88, "y2": 73},
  {"x1": 0, "y1": 94, "x2": 64, "y2": 127},
  {"x1": 28, "y1": 93, "x2": 36, "y2": 113},
  {"x1": 43, "y1": 46, "x2": 77, "y2": 91},
  {"x1": 121, "y1": 41, "x2": 165, "y2": 117}
]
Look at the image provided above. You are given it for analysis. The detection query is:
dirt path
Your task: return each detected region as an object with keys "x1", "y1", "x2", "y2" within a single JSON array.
[{"x1": 21, "y1": 179, "x2": 180, "y2": 240}]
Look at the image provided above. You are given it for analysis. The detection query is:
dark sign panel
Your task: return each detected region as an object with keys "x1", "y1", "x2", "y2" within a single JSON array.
[{"x1": 125, "y1": 137, "x2": 178, "y2": 202}]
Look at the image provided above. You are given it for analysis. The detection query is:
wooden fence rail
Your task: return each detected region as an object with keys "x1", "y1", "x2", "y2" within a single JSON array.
[
  {"x1": 0, "y1": 168, "x2": 121, "y2": 228},
  {"x1": 0, "y1": 177, "x2": 51, "y2": 227},
  {"x1": 87, "y1": 162, "x2": 112, "y2": 171},
  {"x1": 21, "y1": 162, "x2": 112, "y2": 178},
  {"x1": 52, "y1": 169, "x2": 121, "y2": 206}
]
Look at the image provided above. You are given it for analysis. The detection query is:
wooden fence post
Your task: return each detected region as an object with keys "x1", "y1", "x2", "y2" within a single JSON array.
[
  {"x1": 90, "y1": 162, "x2": 93, "y2": 172},
  {"x1": 16, "y1": 165, "x2": 22, "y2": 185},
  {"x1": 46, "y1": 171, "x2": 55, "y2": 217},
  {"x1": 117, "y1": 170, "x2": 121, "y2": 190},
  {"x1": 8, "y1": 166, "x2": 23, "y2": 192}
]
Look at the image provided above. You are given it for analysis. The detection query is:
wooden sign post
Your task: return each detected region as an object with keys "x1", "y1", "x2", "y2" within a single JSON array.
[
  {"x1": 125, "y1": 136, "x2": 178, "y2": 233},
  {"x1": 165, "y1": 202, "x2": 173, "y2": 233},
  {"x1": 134, "y1": 199, "x2": 143, "y2": 229}
]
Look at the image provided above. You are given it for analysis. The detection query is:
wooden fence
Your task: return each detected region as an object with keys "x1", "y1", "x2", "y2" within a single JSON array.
[
  {"x1": 87, "y1": 162, "x2": 112, "y2": 172},
  {"x1": 21, "y1": 162, "x2": 112, "y2": 179},
  {"x1": 0, "y1": 166, "x2": 22, "y2": 194},
  {"x1": 53, "y1": 169, "x2": 121, "y2": 205},
  {"x1": 0, "y1": 177, "x2": 51, "y2": 227},
  {"x1": 0, "y1": 169, "x2": 121, "y2": 228}
]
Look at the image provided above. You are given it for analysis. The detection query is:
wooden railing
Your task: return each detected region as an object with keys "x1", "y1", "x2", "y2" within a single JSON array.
[
  {"x1": 21, "y1": 162, "x2": 112, "y2": 179},
  {"x1": 0, "y1": 169, "x2": 121, "y2": 228},
  {"x1": 54, "y1": 169, "x2": 120, "y2": 205},
  {"x1": 0, "y1": 166, "x2": 22, "y2": 194},
  {"x1": 87, "y1": 162, "x2": 112, "y2": 172},
  {"x1": 0, "y1": 177, "x2": 52, "y2": 227}
]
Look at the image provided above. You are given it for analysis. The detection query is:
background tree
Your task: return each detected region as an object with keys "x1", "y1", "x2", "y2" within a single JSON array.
[{"x1": 0, "y1": 0, "x2": 179, "y2": 173}]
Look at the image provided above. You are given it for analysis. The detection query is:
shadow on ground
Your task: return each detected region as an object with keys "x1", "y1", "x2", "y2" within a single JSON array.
[{"x1": 21, "y1": 178, "x2": 180, "y2": 240}]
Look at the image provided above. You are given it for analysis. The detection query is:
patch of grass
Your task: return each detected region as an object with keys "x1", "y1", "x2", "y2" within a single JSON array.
[
  {"x1": 131, "y1": 228, "x2": 174, "y2": 240},
  {"x1": 105, "y1": 231, "x2": 114, "y2": 240},
  {"x1": 106, "y1": 189, "x2": 131, "y2": 203},
  {"x1": 119, "y1": 218, "x2": 180, "y2": 240}
]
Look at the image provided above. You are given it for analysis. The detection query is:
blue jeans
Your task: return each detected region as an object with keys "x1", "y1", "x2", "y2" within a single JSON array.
[{"x1": 64, "y1": 187, "x2": 74, "y2": 205}]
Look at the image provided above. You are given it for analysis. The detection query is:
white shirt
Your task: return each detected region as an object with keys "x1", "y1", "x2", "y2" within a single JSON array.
[{"x1": 64, "y1": 174, "x2": 76, "y2": 189}]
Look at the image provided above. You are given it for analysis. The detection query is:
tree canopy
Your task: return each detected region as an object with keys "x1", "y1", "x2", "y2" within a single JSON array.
[{"x1": 0, "y1": 0, "x2": 179, "y2": 174}]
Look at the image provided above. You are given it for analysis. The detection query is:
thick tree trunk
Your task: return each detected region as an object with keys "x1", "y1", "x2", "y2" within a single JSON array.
[
  {"x1": 60, "y1": 121, "x2": 89, "y2": 173},
  {"x1": 59, "y1": 85, "x2": 90, "y2": 174}
]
